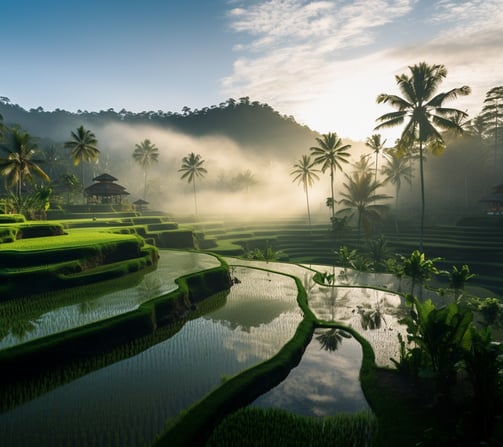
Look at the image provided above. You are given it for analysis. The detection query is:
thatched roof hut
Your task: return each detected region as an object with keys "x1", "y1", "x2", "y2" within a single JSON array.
[{"x1": 84, "y1": 174, "x2": 130, "y2": 205}]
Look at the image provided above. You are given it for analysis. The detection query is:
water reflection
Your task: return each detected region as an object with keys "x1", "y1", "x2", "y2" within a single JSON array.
[
  {"x1": 0, "y1": 267, "x2": 302, "y2": 447},
  {"x1": 0, "y1": 250, "x2": 221, "y2": 349},
  {"x1": 316, "y1": 328, "x2": 352, "y2": 352},
  {"x1": 252, "y1": 328, "x2": 368, "y2": 416},
  {"x1": 206, "y1": 266, "x2": 297, "y2": 331}
]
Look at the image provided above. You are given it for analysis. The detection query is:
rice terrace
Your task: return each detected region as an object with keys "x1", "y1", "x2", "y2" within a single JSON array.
[{"x1": 1, "y1": 60, "x2": 503, "y2": 445}]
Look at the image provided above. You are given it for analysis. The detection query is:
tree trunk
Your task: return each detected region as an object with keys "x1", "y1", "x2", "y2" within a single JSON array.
[
  {"x1": 305, "y1": 185, "x2": 312, "y2": 233},
  {"x1": 419, "y1": 141, "x2": 425, "y2": 252}
]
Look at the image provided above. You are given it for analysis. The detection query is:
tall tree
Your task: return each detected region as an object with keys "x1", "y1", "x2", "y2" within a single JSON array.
[
  {"x1": 479, "y1": 86, "x2": 503, "y2": 173},
  {"x1": 381, "y1": 148, "x2": 413, "y2": 231},
  {"x1": 64, "y1": 125, "x2": 100, "y2": 187},
  {"x1": 132, "y1": 139, "x2": 159, "y2": 200},
  {"x1": 310, "y1": 132, "x2": 351, "y2": 225},
  {"x1": 365, "y1": 133, "x2": 387, "y2": 182},
  {"x1": 351, "y1": 154, "x2": 372, "y2": 175},
  {"x1": 179, "y1": 152, "x2": 207, "y2": 216},
  {"x1": 337, "y1": 171, "x2": 391, "y2": 239},
  {"x1": 0, "y1": 128, "x2": 50, "y2": 200},
  {"x1": 290, "y1": 155, "x2": 320, "y2": 230},
  {"x1": 375, "y1": 62, "x2": 470, "y2": 250}
]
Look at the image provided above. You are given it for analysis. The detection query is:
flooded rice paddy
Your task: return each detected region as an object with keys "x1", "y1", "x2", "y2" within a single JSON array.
[
  {"x1": 0, "y1": 251, "x2": 220, "y2": 349},
  {"x1": 1, "y1": 252, "x2": 413, "y2": 446}
]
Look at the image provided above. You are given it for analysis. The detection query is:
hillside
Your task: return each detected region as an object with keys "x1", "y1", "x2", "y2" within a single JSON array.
[{"x1": 0, "y1": 97, "x2": 319, "y2": 158}]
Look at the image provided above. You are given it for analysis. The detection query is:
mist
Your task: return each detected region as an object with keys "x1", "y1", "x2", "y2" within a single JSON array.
[{"x1": 93, "y1": 122, "x2": 341, "y2": 219}]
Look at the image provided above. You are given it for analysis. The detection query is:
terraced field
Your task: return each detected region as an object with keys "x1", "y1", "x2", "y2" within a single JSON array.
[{"x1": 186, "y1": 217, "x2": 503, "y2": 298}]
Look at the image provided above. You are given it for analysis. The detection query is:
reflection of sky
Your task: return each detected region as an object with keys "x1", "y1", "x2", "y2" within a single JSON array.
[
  {"x1": 225, "y1": 258, "x2": 410, "y2": 368},
  {"x1": 0, "y1": 250, "x2": 221, "y2": 349},
  {"x1": 0, "y1": 267, "x2": 302, "y2": 447},
  {"x1": 252, "y1": 329, "x2": 368, "y2": 416}
]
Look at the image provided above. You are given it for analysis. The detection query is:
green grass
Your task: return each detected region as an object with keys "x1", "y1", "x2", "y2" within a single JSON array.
[{"x1": 205, "y1": 408, "x2": 377, "y2": 447}]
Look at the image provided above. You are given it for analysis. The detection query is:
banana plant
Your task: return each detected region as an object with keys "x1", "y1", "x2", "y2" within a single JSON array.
[{"x1": 400, "y1": 294, "x2": 473, "y2": 397}]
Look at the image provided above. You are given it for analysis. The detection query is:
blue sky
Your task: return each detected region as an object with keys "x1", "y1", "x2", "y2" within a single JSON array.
[{"x1": 1, "y1": 0, "x2": 502, "y2": 141}]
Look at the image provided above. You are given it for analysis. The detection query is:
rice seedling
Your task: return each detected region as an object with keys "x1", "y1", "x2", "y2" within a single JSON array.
[{"x1": 205, "y1": 407, "x2": 378, "y2": 447}]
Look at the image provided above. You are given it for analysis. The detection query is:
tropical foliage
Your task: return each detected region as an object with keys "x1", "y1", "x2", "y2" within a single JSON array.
[
  {"x1": 0, "y1": 128, "x2": 50, "y2": 201},
  {"x1": 365, "y1": 133, "x2": 387, "y2": 182},
  {"x1": 380, "y1": 147, "x2": 413, "y2": 231},
  {"x1": 337, "y1": 171, "x2": 391, "y2": 238},
  {"x1": 399, "y1": 250, "x2": 441, "y2": 296},
  {"x1": 64, "y1": 125, "x2": 100, "y2": 186},
  {"x1": 310, "y1": 132, "x2": 351, "y2": 226},
  {"x1": 290, "y1": 155, "x2": 319, "y2": 230},
  {"x1": 132, "y1": 139, "x2": 159, "y2": 200},
  {"x1": 178, "y1": 152, "x2": 207, "y2": 216},
  {"x1": 375, "y1": 62, "x2": 470, "y2": 250}
]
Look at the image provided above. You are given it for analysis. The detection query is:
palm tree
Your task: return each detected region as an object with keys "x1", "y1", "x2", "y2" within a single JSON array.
[
  {"x1": 178, "y1": 152, "x2": 207, "y2": 216},
  {"x1": 381, "y1": 148, "x2": 413, "y2": 232},
  {"x1": 365, "y1": 134, "x2": 387, "y2": 183},
  {"x1": 310, "y1": 132, "x2": 351, "y2": 225},
  {"x1": 132, "y1": 139, "x2": 159, "y2": 200},
  {"x1": 351, "y1": 154, "x2": 372, "y2": 175},
  {"x1": 337, "y1": 171, "x2": 391, "y2": 239},
  {"x1": 375, "y1": 62, "x2": 470, "y2": 251},
  {"x1": 290, "y1": 155, "x2": 319, "y2": 230},
  {"x1": 0, "y1": 128, "x2": 50, "y2": 200},
  {"x1": 64, "y1": 125, "x2": 100, "y2": 187}
]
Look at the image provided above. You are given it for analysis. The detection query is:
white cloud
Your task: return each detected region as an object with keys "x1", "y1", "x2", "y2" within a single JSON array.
[{"x1": 222, "y1": 0, "x2": 503, "y2": 141}]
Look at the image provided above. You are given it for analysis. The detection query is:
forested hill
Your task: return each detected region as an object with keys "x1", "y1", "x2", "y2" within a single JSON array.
[{"x1": 0, "y1": 97, "x2": 320, "y2": 156}]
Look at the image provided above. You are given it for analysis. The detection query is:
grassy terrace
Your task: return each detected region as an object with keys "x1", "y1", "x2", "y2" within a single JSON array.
[
  {"x1": 1, "y1": 213, "x2": 502, "y2": 446},
  {"x1": 187, "y1": 217, "x2": 503, "y2": 297}
]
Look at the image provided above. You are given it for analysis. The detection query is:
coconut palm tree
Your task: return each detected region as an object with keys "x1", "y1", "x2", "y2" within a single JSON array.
[
  {"x1": 365, "y1": 134, "x2": 387, "y2": 182},
  {"x1": 337, "y1": 171, "x2": 391, "y2": 239},
  {"x1": 375, "y1": 62, "x2": 470, "y2": 251},
  {"x1": 290, "y1": 155, "x2": 319, "y2": 230},
  {"x1": 132, "y1": 139, "x2": 159, "y2": 200},
  {"x1": 351, "y1": 154, "x2": 372, "y2": 175},
  {"x1": 310, "y1": 132, "x2": 351, "y2": 225},
  {"x1": 381, "y1": 148, "x2": 413, "y2": 231},
  {"x1": 179, "y1": 152, "x2": 207, "y2": 216},
  {"x1": 0, "y1": 128, "x2": 50, "y2": 200},
  {"x1": 64, "y1": 125, "x2": 100, "y2": 187}
]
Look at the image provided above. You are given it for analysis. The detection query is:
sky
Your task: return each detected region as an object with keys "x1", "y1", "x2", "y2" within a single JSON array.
[{"x1": 1, "y1": 0, "x2": 502, "y2": 141}]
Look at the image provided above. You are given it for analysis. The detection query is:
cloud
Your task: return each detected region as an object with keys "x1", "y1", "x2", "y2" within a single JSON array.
[{"x1": 222, "y1": 0, "x2": 503, "y2": 140}]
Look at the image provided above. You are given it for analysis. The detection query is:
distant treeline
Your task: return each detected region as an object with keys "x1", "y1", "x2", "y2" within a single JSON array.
[{"x1": 0, "y1": 96, "x2": 318, "y2": 154}]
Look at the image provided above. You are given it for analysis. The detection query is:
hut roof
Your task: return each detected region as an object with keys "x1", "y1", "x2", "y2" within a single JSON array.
[
  {"x1": 133, "y1": 199, "x2": 149, "y2": 205},
  {"x1": 85, "y1": 182, "x2": 129, "y2": 196},
  {"x1": 92, "y1": 173, "x2": 118, "y2": 182}
]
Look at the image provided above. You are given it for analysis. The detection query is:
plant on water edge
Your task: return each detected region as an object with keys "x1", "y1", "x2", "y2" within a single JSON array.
[
  {"x1": 399, "y1": 250, "x2": 441, "y2": 296},
  {"x1": 396, "y1": 294, "x2": 472, "y2": 390},
  {"x1": 333, "y1": 245, "x2": 358, "y2": 271},
  {"x1": 243, "y1": 241, "x2": 284, "y2": 263},
  {"x1": 448, "y1": 264, "x2": 476, "y2": 301},
  {"x1": 391, "y1": 295, "x2": 503, "y2": 445}
]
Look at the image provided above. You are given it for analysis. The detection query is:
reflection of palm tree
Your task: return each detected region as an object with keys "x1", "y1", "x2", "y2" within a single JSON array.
[
  {"x1": 316, "y1": 328, "x2": 351, "y2": 351},
  {"x1": 290, "y1": 155, "x2": 319, "y2": 231},
  {"x1": 132, "y1": 139, "x2": 159, "y2": 200},
  {"x1": 310, "y1": 132, "x2": 351, "y2": 224},
  {"x1": 179, "y1": 152, "x2": 207, "y2": 216},
  {"x1": 375, "y1": 62, "x2": 470, "y2": 250},
  {"x1": 356, "y1": 295, "x2": 387, "y2": 330}
]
